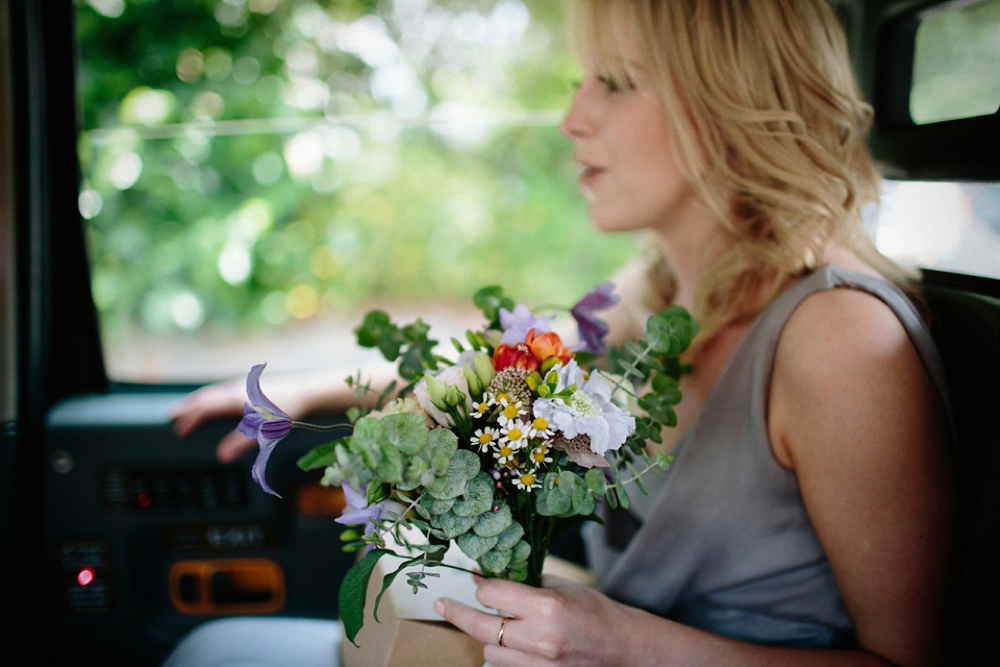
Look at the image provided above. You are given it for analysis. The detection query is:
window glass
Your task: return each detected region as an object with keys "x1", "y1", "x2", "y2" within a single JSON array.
[
  {"x1": 910, "y1": 0, "x2": 1000, "y2": 124},
  {"x1": 75, "y1": 0, "x2": 636, "y2": 383},
  {"x1": 872, "y1": 181, "x2": 1000, "y2": 280}
]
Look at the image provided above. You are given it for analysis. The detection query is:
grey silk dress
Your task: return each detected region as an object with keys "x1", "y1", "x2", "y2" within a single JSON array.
[{"x1": 585, "y1": 264, "x2": 952, "y2": 648}]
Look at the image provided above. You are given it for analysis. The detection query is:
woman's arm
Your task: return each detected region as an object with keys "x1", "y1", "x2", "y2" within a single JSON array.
[
  {"x1": 768, "y1": 287, "x2": 954, "y2": 665},
  {"x1": 437, "y1": 287, "x2": 954, "y2": 667}
]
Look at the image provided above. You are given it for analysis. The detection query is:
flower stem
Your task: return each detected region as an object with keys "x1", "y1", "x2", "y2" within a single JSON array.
[{"x1": 291, "y1": 421, "x2": 354, "y2": 432}]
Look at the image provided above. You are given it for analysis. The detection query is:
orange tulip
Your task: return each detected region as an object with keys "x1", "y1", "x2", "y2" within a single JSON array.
[{"x1": 526, "y1": 329, "x2": 573, "y2": 366}]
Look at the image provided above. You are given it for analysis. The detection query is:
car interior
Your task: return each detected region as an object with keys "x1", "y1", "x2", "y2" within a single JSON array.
[{"x1": 1, "y1": 0, "x2": 998, "y2": 664}]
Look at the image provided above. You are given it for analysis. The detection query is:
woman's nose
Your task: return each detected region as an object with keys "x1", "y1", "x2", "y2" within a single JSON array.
[{"x1": 560, "y1": 83, "x2": 595, "y2": 140}]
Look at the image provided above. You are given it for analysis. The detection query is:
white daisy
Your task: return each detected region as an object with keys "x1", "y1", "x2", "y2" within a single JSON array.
[
  {"x1": 529, "y1": 415, "x2": 554, "y2": 439},
  {"x1": 500, "y1": 421, "x2": 532, "y2": 450},
  {"x1": 528, "y1": 445, "x2": 553, "y2": 467},
  {"x1": 496, "y1": 396, "x2": 526, "y2": 427},
  {"x1": 512, "y1": 469, "x2": 541, "y2": 492},
  {"x1": 471, "y1": 426, "x2": 500, "y2": 452},
  {"x1": 493, "y1": 444, "x2": 518, "y2": 466}
]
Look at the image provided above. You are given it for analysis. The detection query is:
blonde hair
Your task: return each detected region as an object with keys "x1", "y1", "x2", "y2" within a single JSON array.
[{"x1": 570, "y1": 0, "x2": 916, "y2": 347}]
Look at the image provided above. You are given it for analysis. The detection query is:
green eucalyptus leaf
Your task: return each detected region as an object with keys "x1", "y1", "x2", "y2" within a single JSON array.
[
  {"x1": 452, "y1": 473, "x2": 494, "y2": 517},
  {"x1": 419, "y1": 494, "x2": 456, "y2": 516},
  {"x1": 456, "y1": 531, "x2": 499, "y2": 561},
  {"x1": 510, "y1": 539, "x2": 531, "y2": 564},
  {"x1": 427, "y1": 449, "x2": 480, "y2": 500},
  {"x1": 507, "y1": 560, "x2": 528, "y2": 582},
  {"x1": 495, "y1": 521, "x2": 525, "y2": 550},
  {"x1": 350, "y1": 417, "x2": 384, "y2": 471},
  {"x1": 616, "y1": 483, "x2": 631, "y2": 510},
  {"x1": 479, "y1": 548, "x2": 512, "y2": 574},
  {"x1": 381, "y1": 413, "x2": 429, "y2": 456},
  {"x1": 375, "y1": 440, "x2": 403, "y2": 483},
  {"x1": 536, "y1": 473, "x2": 572, "y2": 516},
  {"x1": 584, "y1": 469, "x2": 607, "y2": 495},
  {"x1": 427, "y1": 427, "x2": 459, "y2": 457},
  {"x1": 644, "y1": 329, "x2": 674, "y2": 355},
  {"x1": 572, "y1": 481, "x2": 596, "y2": 515},
  {"x1": 473, "y1": 503, "x2": 512, "y2": 538},
  {"x1": 605, "y1": 487, "x2": 618, "y2": 509},
  {"x1": 431, "y1": 510, "x2": 478, "y2": 539},
  {"x1": 399, "y1": 457, "x2": 430, "y2": 491}
]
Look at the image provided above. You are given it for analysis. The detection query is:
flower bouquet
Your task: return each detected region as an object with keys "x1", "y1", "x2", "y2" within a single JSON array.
[{"x1": 237, "y1": 283, "x2": 697, "y2": 646}]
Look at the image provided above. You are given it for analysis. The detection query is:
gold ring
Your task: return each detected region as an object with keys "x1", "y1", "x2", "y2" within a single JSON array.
[{"x1": 497, "y1": 617, "x2": 509, "y2": 647}]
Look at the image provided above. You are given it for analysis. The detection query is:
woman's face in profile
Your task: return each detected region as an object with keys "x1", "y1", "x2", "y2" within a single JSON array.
[{"x1": 560, "y1": 33, "x2": 697, "y2": 238}]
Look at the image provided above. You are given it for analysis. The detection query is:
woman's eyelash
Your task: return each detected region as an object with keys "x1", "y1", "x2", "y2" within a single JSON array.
[
  {"x1": 597, "y1": 75, "x2": 620, "y2": 91},
  {"x1": 596, "y1": 73, "x2": 634, "y2": 92}
]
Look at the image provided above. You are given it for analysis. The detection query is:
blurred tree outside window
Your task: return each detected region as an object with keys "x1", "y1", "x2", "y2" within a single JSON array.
[{"x1": 75, "y1": 0, "x2": 637, "y2": 383}]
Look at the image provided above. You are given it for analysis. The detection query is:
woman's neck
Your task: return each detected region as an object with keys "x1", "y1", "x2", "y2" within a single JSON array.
[{"x1": 651, "y1": 218, "x2": 733, "y2": 312}]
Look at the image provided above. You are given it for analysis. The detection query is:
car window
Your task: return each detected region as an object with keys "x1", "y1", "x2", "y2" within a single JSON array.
[
  {"x1": 873, "y1": 181, "x2": 1000, "y2": 281},
  {"x1": 910, "y1": 0, "x2": 1000, "y2": 125}
]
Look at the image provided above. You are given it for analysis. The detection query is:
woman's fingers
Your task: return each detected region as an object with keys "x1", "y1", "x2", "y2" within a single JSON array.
[
  {"x1": 473, "y1": 575, "x2": 575, "y2": 622},
  {"x1": 436, "y1": 597, "x2": 556, "y2": 667},
  {"x1": 435, "y1": 597, "x2": 511, "y2": 647},
  {"x1": 216, "y1": 431, "x2": 258, "y2": 463},
  {"x1": 170, "y1": 381, "x2": 245, "y2": 437}
]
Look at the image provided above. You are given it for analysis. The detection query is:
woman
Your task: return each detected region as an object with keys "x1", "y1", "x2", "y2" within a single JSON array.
[
  {"x1": 433, "y1": 1, "x2": 953, "y2": 665},
  {"x1": 170, "y1": 1, "x2": 954, "y2": 665}
]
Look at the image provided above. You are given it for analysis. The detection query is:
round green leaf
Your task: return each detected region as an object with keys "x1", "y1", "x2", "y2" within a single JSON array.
[
  {"x1": 381, "y1": 413, "x2": 429, "y2": 456},
  {"x1": 479, "y1": 548, "x2": 512, "y2": 574},
  {"x1": 456, "y1": 531, "x2": 499, "y2": 561},
  {"x1": 452, "y1": 473, "x2": 494, "y2": 517},
  {"x1": 473, "y1": 503, "x2": 512, "y2": 538},
  {"x1": 432, "y1": 510, "x2": 478, "y2": 540},
  {"x1": 495, "y1": 521, "x2": 524, "y2": 550}
]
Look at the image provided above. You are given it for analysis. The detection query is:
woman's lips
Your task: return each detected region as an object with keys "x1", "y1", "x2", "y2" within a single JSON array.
[{"x1": 578, "y1": 164, "x2": 604, "y2": 189}]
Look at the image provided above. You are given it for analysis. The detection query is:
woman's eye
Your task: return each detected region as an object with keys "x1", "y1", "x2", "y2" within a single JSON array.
[
  {"x1": 597, "y1": 74, "x2": 622, "y2": 92},
  {"x1": 596, "y1": 73, "x2": 634, "y2": 93}
]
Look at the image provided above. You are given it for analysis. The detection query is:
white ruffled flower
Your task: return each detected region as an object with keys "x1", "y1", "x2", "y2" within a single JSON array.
[{"x1": 532, "y1": 360, "x2": 635, "y2": 467}]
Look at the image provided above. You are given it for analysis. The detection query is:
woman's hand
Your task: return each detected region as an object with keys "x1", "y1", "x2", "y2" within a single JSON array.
[{"x1": 435, "y1": 574, "x2": 659, "y2": 667}]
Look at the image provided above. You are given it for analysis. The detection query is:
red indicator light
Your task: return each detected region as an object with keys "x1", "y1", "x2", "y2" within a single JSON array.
[
  {"x1": 77, "y1": 567, "x2": 96, "y2": 587},
  {"x1": 136, "y1": 491, "x2": 152, "y2": 508}
]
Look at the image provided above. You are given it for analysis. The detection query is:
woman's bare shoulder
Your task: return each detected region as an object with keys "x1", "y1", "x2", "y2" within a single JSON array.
[{"x1": 769, "y1": 281, "x2": 944, "y2": 467}]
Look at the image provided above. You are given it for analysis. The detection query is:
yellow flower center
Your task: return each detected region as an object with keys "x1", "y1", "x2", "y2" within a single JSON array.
[
  {"x1": 503, "y1": 404, "x2": 521, "y2": 420},
  {"x1": 521, "y1": 473, "x2": 536, "y2": 486},
  {"x1": 499, "y1": 446, "x2": 513, "y2": 458},
  {"x1": 507, "y1": 427, "x2": 523, "y2": 441},
  {"x1": 531, "y1": 448, "x2": 547, "y2": 462},
  {"x1": 479, "y1": 432, "x2": 494, "y2": 445},
  {"x1": 532, "y1": 417, "x2": 548, "y2": 430}
]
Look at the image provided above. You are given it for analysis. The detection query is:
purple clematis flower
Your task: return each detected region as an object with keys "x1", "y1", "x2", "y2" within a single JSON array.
[
  {"x1": 237, "y1": 363, "x2": 292, "y2": 497},
  {"x1": 571, "y1": 282, "x2": 619, "y2": 355},
  {"x1": 335, "y1": 482, "x2": 383, "y2": 552},
  {"x1": 499, "y1": 303, "x2": 554, "y2": 345}
]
